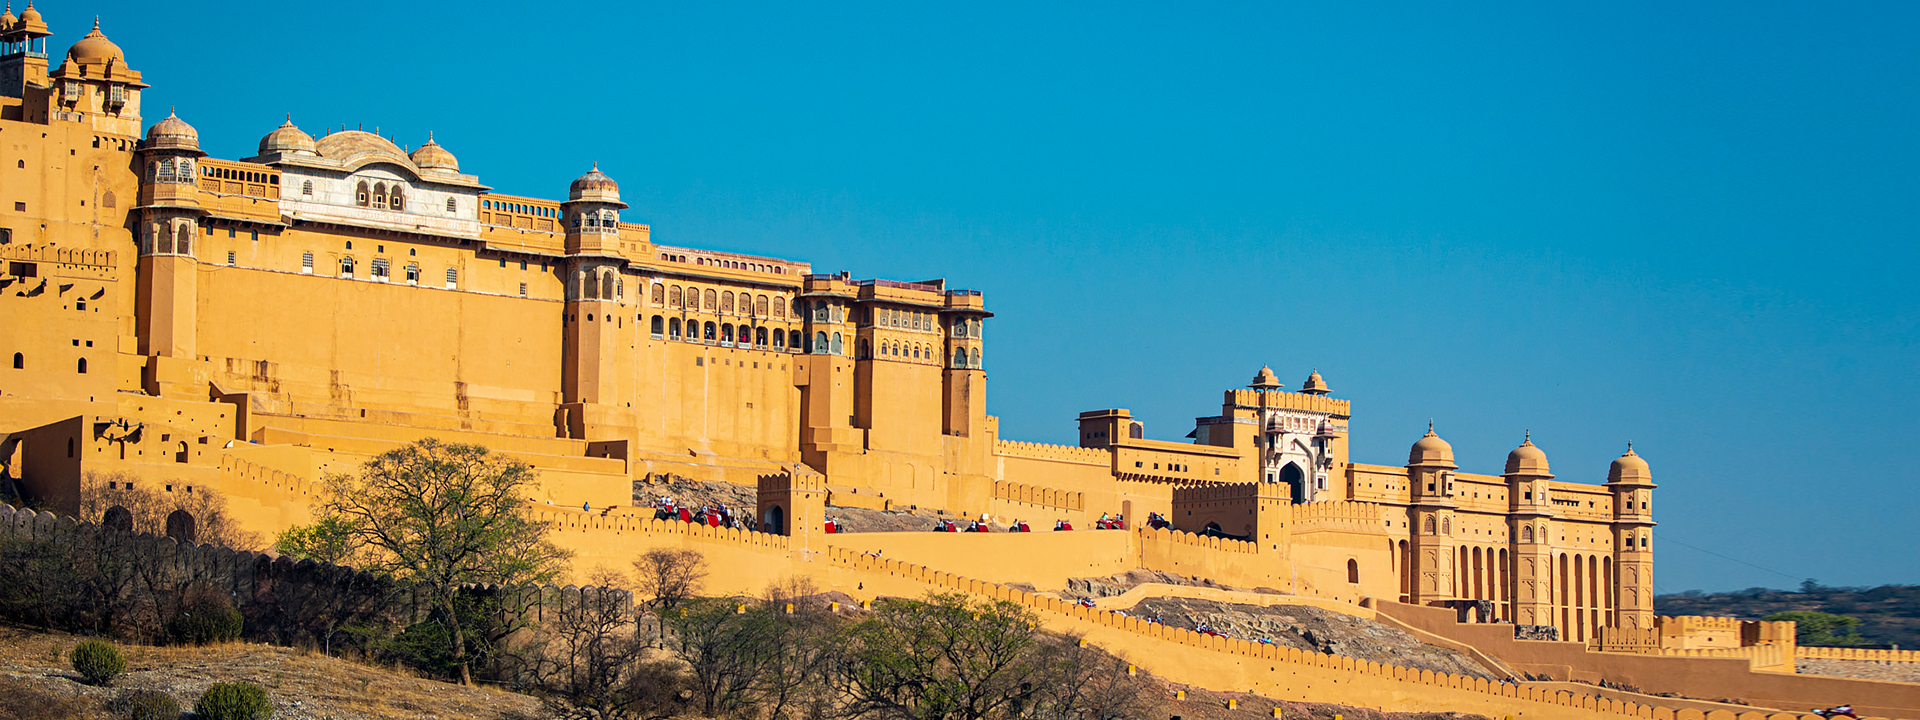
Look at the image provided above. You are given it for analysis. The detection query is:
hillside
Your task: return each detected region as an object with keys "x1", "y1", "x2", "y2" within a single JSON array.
[{"x1": 1656, "y1": 585, "x2": 1920, "y2": 648}]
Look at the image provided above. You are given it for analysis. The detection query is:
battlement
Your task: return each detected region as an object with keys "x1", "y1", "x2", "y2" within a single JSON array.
[
  {"x1": 992, "y1": 481, "x2": 1083, "y2": 511},
  {"x1": 1292, "y1": 499, "x2": 1384, "y2": 531},
  {"x1": 1172, "y1": 482, "x2": 1282, "y2": 503},
  {"x1": 1800, "y1": 647, "x2": 1920, "y2": 664},
  {"x1": 1224, "y1": 389, "x2": 1352, "y2": 418},
  {"x1": 1, "y1": 243, "x2": 118, "y2": 272},
  {"x1": 995, "y1": 439, "x2": 1108, "y2": 466},
  {"x1": 758, "y1": 470, "x2": 827, "y2": 494}
]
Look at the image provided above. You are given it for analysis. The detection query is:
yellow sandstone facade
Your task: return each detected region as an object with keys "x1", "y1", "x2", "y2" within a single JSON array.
[
  {"x1": 1, "y1": 4, "x2": 1655, "y2": 648},
  {"x1": 14, "y1": 10, "x2": 1920, "y2": 716}
]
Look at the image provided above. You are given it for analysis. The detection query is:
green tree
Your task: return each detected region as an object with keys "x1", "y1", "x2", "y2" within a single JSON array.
[
  {"x1": 317, "y1": 439, "x2": 572, "y2": 685},
  {"x1": 272, "y1": 516, "x2": 359, "y2": 565},
  {"x1": 1764, "y1": 610, "x2": 1869, "y2": 647},
  {"x1": 823, "y1": 592, "x2": 1071, "y2": 720}
]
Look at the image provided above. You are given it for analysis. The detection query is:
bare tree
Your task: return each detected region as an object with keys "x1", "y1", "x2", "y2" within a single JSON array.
[
  {"x1": 823, "y1": 592, "x2": 1068, "y2": 720},
  {"x1": 1026, "y1": 640, "x2": 1158, "y2": 720},
  {"x1": 633, "y1": 548, "x2": 707, "y2": 611},
  {"x1": 79, "y1": 471, "x2": 262, "y2": 550},
  {"x1": 319, "y1": 438, "x2": 572, "y2": 685},
  {"x1": 517, "y1": 577, "x2": 654, "y2": 720}
]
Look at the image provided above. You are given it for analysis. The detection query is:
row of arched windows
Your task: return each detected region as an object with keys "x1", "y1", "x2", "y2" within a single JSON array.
[
  {"x1": 355, "y1": 181, "x2": 405, "y2": 211},
  {"x1": 571, "y1": 209, "x2": 620, "y2": 231},
  {"x1": 654, "y1": 284, "x2": 787, "y2": 319},
  {"x1": 651, "y1": 315, "x2": 800, "y2": 351},
  {"x1": 147, "y1": 158, "x2": 196, "y2": 183},
  {"x1": 874, "y1": 306, "x2": 935, "y2": 331},
  {"x1": 8, "y1": 352, "x2": 86, "y2": 373},
  {"x1": 578, "y1": 268, "x2": 622, "y2": 301},
  {"x1": 140, "y1": 219, "x2": 195, "y2": 256}
]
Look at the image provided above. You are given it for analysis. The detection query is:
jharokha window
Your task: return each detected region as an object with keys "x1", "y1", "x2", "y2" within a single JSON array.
[{"x1": 356, "y1": 181, "x2": 370, "y2": 207}]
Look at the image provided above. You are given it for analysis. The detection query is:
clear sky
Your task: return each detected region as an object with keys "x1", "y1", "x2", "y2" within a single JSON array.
[{"x1": 61, "y1": 1, "x2": 1918, "y2": 592}]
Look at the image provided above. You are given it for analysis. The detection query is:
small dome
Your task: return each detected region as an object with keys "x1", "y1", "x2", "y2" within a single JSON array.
[
  {"x1": 2, "y1": 6, "x2": 19, "y2": 29},
  {"x1": 1301, "y1": 370, "x2": 1330, "y2": 395},
  {"x1": 18, "y1": 1, "x2": 40, "y2": 27},
  {"x1": 1504, "y1": 433, "x2": 1551, "y2": 476},
  {"x1": 410, "y1": 135, "x2": 458, "y2": 172},
  {"x1": 1249, "y1": 365, "x2": 1282, "y2": 390},
  {"x1": 144, "y1": 111, "x2": 200, "y2": 152},
  {"x1": 66, "y1": 19, "x2": 124, "y2": 65},
  {"x1": 568, "y1": 163, "x2": 625, "y2": 206},
  {"x1": 1408, "y1": 424, "x2": 1455, "y2": 466},
  {"x1": 257, "y1": 117, "x2": 316, "y2": 156},
  {"x1": 1608, "y1": 445, "x2": 1652, "y2": 484}
]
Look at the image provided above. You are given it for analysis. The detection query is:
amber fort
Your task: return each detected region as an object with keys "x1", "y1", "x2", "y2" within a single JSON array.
[{"x1": 1, "y1": 6, "x2": 1917, "y2": 718}]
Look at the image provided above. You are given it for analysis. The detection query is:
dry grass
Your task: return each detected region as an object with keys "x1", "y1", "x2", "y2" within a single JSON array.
[{"x1": 0, "y1": 624, "x2": 539, "y2": 720}]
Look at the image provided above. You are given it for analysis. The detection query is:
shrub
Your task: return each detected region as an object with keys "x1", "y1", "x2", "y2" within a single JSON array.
[
  {"x1": 194, "y1": 682, "x2": 273, "y2": 720},
  {"x1": 70, "y1": 639, "x2": 126, "y2": 686},
  {"x1": 109, "y1": 690, "x2": 181, "y2": 720},
  {"x1": 166, "y1": 584, "x2": 244, "y2": 646}
]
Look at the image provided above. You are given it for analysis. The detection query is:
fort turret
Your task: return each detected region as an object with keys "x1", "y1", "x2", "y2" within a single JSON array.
[
  {"x1": 1405, "y1": 424, "x2": 1459, "y2": 603},
  {"x1": 134, "y1": 112, "x2": 206, "y2": 396},
  {"x1": 1607, "y1": 445, "x2": 1657, "y2": 630},
  {"x1": 1503, "y1": 432, "x2": 1557, "y2": 628},
  {"x1": 559, "y1": 166, "x2": 632, "y2": 436}
]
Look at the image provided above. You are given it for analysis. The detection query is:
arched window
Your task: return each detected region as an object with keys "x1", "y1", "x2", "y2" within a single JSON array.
[
  {"x1": 704, "y1": 289, "x2": 717, "y2": 310},
  {"x1": 1442, "y1": 517, "x2": 1451, "y2": 535},
  {"x1": 174, "y1": 224, "x2": 192, "y2": 255},
  {"x1": 101, "y1": 191, "x2": 115, "y2": 208},
  {"x1": 773, "y1": 297, "x2": 786, "y2": 319},
  {"x1": 157, "y1": 158, "x2": 175, "y2": 181},
  {"x1": 669, "y1": 285, "x2": 683, "y2": 307},
  {"x1": 11, "y1": 352, "x2": 21, "y2": 369},
  {"x1": 1422, "y1": 516, "x2": 1435, "y2": 534},
  {"x1": 303, "y1": 180, "x2": 314, "y2": 196},
  {"x1": 1347, "y1": 559, "x2": 1360, "y2": 584},
  {"x1": 772, "y1": 330, "x2": 785, "y2": 349},
  {"x1": 341, "y1": 257, "x2": 355, "y2": 277},
  {"x1": 722, "y1": 292, "x2": 734, "y2": 313},
  {"x1": 668, "y1": 318, "x2": 681, "y2": 339},
  {"x1": 858, "y1": 339, "x2": 871, "y2": 359},
  {"x1": 790, "y1": 330, "x2": 803, "y2": 350},
  {"x1": 703, "y1": 322, "x2": 716, "y2": 341},
  {"x1": 952, "y1": 348, "x2": 968, "y2": 368},
  {"x1": 813, "y1": 332, "x2": 828, "y2": 353},
  {"x1": 755, "y1": 295, "x2": 769, "y2": 317},
  {"x1": 755, "y1": 327, "x2": 768, "y2": 347},
  {"x1": 372, "y1": 183, "x2": 388, "y2": 209},
  {"x1": 721, "y1": 324, "x2": 734, "y2": 344},
  {"x1": 391, "y1": 187, "x2": 406, "y2": 211},
  {"x1": 652, "y1": 284, "x2": 665, "y2": 304},
  {"x1": 650, "y1": 315, "x2": 664, "y2": 337},
  {"x1": 601, "y1": 272, "x2": 615, "y2": 300},
  {"x1": 356, "y1": 181, "x2": 370, "y2": 207},
  {"x1": 77, "y1": 357, "x2": 87, "y2": 374},
  {"x1": 1522, "y1": 526, "x2": 1534, "y2": 543},
  {"x1": 831, "y1": 333, "x2": 844, "y2": 355}
]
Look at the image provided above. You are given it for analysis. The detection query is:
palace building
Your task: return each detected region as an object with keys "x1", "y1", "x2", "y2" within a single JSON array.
[{"x1": 0, "y1": 6, "x2": 1653, "y2": 647}]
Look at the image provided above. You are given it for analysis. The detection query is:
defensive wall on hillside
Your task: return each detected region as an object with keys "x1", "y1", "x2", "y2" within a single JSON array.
[
  {"x1": 1373, "y1": 599, "x2": 1920, "y2": 719},
  {"x1": 825, "y1": 547, "x2": 1886, "y2": 720}
]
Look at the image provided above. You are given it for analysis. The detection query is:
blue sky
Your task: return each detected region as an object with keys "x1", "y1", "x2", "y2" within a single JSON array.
[{"x1": 66, "y1": 1, "x2": 1918, "y2": 592}]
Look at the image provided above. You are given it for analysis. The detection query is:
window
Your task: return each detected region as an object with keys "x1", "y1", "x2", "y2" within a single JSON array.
[
  {"x1": 703, "y1": 322, "x2": 716, "y2": 341},
  {"x1": 302, "y1": 180, "x2": 313, "y2": 196},
  {"x1": 356, "y1": 181, "x2": 370, "y2": 207},
  {"x1": 340, "y1": 258, "x2": 355, "y2": 277},
  {"x1": 373, "y1": 183, "x2": 388, "y2": 209},
  {"x1": 814, "y1": 332, "x2": 828, "y2": 353},
  {"x1": 445, "y1": 268, "x2": 458, "y2": 289},
  {"x1": 721, "y1": 324, "x2": 734, "y2": 344},
  {"x1": 722, "y1": 291, "x2": 734, "y2": 313},
  {"x1": 77, "y1": 358, "x2": 87, "y2": 374},
  {"x1": 519, "y1": 283, "x2": 528, "y2": 297},
  {"x1": 301, "y1": 252, "x2": 314, "y2": 273},
  {"x1": 175, "y1": 224, "x2": 192, "y2": 255},
  {"x1": 10, "y1": 352, "x2": 20, "y2": 369},
  {"x1": 651, "y1": 316, "x2": 664, "y2": 338},
  {"x1": 389, "y1": 187, "x2": 405, "y2": 211},
  {"x1": 406, "y1": 264, "x2": 419, "y2": 283},
  {"x1": 756, "y1": 295, "x2": 769, "y2": 317},
  {"x1": 773, "y1": 297, "x2": 785, "y2": 319},
  {"x1": 651, "y1": 284, "x2": 664, "y2": 305},
  {"x1": 226, "y1": 251, "x2": 236, "y2": 265},
  {"x1": 755, "y1": 326, "x2": 768, "y2": 347},
  {"x1": 445, "y1": 197, "x2": 456, "y2": 213},
  {"x1": 101, "y1": 191, "x2": 115, "y2": 209},
  {"x1": 831, "y1": 333, "x2": 844, "y2": 355},
  {"x1": 669, "y1": 285, "x2": 683, "y2": 307},
  {"x1": 704, "y1": 289, "x2": 717, "y2": 310},
  {"x1": 371, "y1": 258, "x2": 390, "y2": 281},
  {"x1": 668, "y1": 318, "x2": 682, "y2": 340},
  {"x1": 772, "y1": 331, "x2": 785, "y2": 350}
]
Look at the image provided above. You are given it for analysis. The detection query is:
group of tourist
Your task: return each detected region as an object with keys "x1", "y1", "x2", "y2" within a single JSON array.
[{"x1": 649, "y1": 496, "x2": 750, "y2": 531}]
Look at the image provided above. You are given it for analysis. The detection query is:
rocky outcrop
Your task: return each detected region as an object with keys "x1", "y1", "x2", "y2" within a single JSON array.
[{"x1": 1122, "y1": 597, "x2": 1498, "y2": 679}]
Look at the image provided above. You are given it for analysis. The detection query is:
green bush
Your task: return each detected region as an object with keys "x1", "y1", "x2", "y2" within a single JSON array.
[
  {"x1": 70, "y1": 639, "x2": 126, "y2": 686},
  {"x1": 194, "y1": 681, "x2": 273, "y2": 720},
  {"x1": 109, "y1": 689, "x2": 181, "y2": 720},
  {"x1": 165, "y1": 584, "x2": 244, "y2": 645}
]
